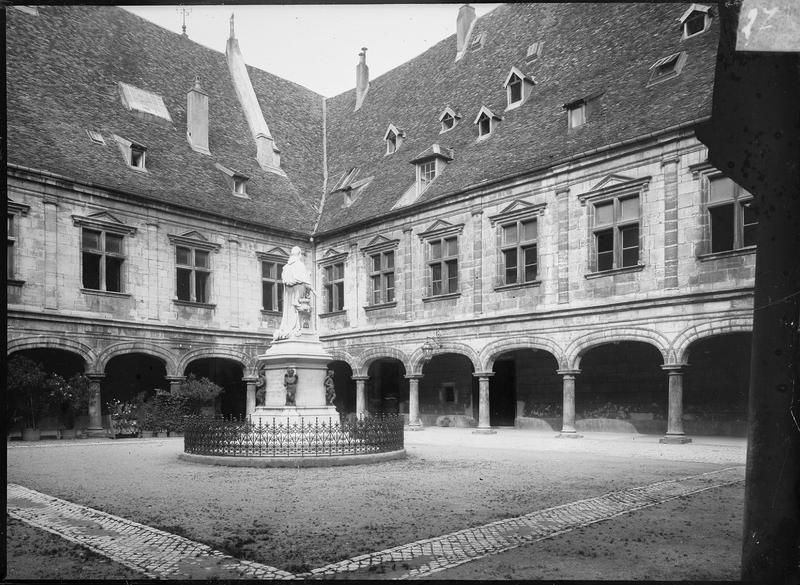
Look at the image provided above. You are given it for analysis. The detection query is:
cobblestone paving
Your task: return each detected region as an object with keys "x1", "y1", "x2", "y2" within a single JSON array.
[{"x1": 7, "y1": 466, "x2": 744, "y2": 580}]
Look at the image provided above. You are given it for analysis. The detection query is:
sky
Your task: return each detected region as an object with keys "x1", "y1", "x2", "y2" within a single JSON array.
[{"x1": 123, "y1": 4, "x2": 500, "y2": 97}]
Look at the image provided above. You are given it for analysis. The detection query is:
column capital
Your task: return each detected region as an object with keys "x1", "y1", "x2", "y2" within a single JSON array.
[
  {"x1": 351, "y1": 375, "x2": 369, "y2": 381},
  {"x1": 556, "y1": 369, "x2": 581, "y2": 376},
  {"x1": 165, "y1": 375, "x2": 186, "y2": 382},
  {"x1": 242, "y1": 376, "x2": 258, "y2": 383},
  {"x1": 85, "y1": 373, "x2": 106, "y2": 381},
  {"x1": 405, "y1": 374, "x2": 424, "y2": 380},
  {"x1": 473, "y1": 372, "x2": 495, "y2": 379},
  {"x1": 661, "y1": 363, "x2": 688, "y2": 372}
]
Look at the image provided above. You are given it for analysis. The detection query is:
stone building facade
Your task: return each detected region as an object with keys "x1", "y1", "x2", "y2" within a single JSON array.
[{"x1": 7, "y1": 3, "x2": 754, "y2": 438}]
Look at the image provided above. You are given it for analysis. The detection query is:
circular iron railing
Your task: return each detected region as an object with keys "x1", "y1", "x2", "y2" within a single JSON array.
[{"x1": 183, "y1": 414, "x2": 405, "y2": 457}]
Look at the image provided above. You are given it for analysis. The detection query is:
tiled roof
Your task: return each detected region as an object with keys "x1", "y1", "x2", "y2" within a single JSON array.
[
  {"x1": 318, "y1": 3, "x2": 719, "y2": 234},
  {"x1": 6, "y1": 5, "x2": 324, "y2": 236}
]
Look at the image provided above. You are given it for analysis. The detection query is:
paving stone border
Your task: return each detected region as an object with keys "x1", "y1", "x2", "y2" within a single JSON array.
[{"x1": 7, "y1": 466, "x2": 744, "y2": 580}]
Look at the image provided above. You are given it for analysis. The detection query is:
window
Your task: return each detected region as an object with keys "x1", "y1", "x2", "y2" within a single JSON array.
[
  {"x1": 233, "y1": 176, "x2": 247, "y2": 196},
  {"x1": 7, "y1": 214, "x2": 16, "y2": 279},
  {"x1": 708, "y1": 176, "x2": 757, "y2": 252},
  {"x1": 130, "y1": 145, "x2": 146, "y2": 169},
  {"x1": 501, "y1": 219, "x2": 538, "y2": 284},
  {"x1": 478, "y1": 113, "x2": 491, "y2": 137},
  {"x1": 507, "y1": 74, "x2": 523, "y2": 105},
  {"x1": 441, "y1": 113, "x2": 455, "y2": 132},
  {"x1": 324, "y1": 262, "x2": 345, "y2": 313},
  {"x1": 568, "y1": 103, "x2": 586, "y2": 129},
  {"x1": 261, "y1": 259, "x2": 285, "y2": 312},
  {"x1": 384, "y1": 124, "x2": 404, "y2": 155},
  {"x1": 176, "y1": 246, "x2": 211, "y2": 303},
  {"x1": 369, "y1": 251, "x2": 395, "y2": 305},
  {"x1": 647, "y1": 52, "x2": 688, "y2": 86},
  {"x1": 81, "y1": 228, "x2": 125, "y2": 292},
  {"x1": 680, "y1": 4, "x2": 711, "y2": 38},
  {"x1": 86, "y1": 130, "x2": 105, "y2": 145},
  {"x1": 526, "y1": 41, "x2": 544, "y2": 63},
  {"x1": 592, "y1": 195, "x2": 640, "y2": 271},
  {"x1": 429, "y1": 236, "x2": 459, "y2": 296},
  {"x1": 386, "y1": 132, "x2": 397, "y2": 154}
]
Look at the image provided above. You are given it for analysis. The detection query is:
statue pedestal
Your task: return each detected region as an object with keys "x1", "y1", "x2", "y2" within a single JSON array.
[{"x1": 253, "y1": 331, "x2": 338, "y2": 425}]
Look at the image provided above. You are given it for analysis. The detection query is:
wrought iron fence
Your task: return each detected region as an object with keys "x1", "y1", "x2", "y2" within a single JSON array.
[{"x1": 183, "y1": 414, "x2": 405, "y2": 457}]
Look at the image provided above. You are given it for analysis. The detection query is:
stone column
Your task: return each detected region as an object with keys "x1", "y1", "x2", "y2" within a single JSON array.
[
  {"x1": 406, "y1": 374, "x2": 423, "y2": 430},
  {"x1": 243, "y1": 376, "x2": 258, "y2": 418},
  {"x1": 85, "y1": 374, "x2": 105, "y2": 436},
  {"x1": 166, "y1": 376, "x2": 186, "y2": 394},
  {"x1": 660, "y1": 365, "x2": 691, "y2": 444},
  {"x1": 556, "y1": 370, "x2": 582, "y2": 438},
  {"x1": 353, "y1": 376, "x2": 369, "y2": 418},
  {"x1": 472, "y1": 372, "x2": 496, "y2": 434}
]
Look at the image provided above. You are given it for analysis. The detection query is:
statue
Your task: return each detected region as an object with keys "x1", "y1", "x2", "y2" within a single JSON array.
[
  {"x1": 324, "y1": 369, "x2": 336, "y2": 405},
  {"x1": 284, "y1": 367, "x2": 298, "y2": 406},
  {"x1": 254, "y1": 367, "x2": 266, "y2": 407},
  {"x1": 273, "y1": 246, "x2": 314, "y2": 341}
]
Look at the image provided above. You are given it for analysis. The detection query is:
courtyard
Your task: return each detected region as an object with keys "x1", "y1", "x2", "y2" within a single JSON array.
[{"x1": 7, "y1": 427, "x2": 746, "y2": 580}]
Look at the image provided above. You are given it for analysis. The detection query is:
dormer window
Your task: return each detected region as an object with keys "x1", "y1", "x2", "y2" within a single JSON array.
[
  {"x1": 410, "y1": 144, "x2": 453, "y2": 196},
  {"x1": 114, "y1": 135, "x2": 147, "y2": 171},
  {"x1": 563, "y1": 92, "x2": 602, "y2": 131},
  {"x1": 438, "y1": 107, "x2": 461, "y2": 133},
  {"x1": 526, "y1": 41, "x2": 544, "y2": 63},
  {"x1": 474, "y1": 107, "x2": 501, "y2": 139},
  {"x1": 233, "y1": 176, "x2": 248, "y2": 196},
  {"x1": 384, "y1": 124, "x2": 405, "y2": 155},
  {"x1": 470, "y1": 32, "x2": 486, "y2": 51},
  {"x1": 503, "y1": 67, "x2": 535, "y2": 110},
  {"x1": 130, "y1": 146, "x2": 146, "y2": 169},
  {"x1": 680, "y1": 4, "x2": 712, "y2": 39},
  {"x1": 647, "y1": 52, "x2": 688, "y2": 86}
]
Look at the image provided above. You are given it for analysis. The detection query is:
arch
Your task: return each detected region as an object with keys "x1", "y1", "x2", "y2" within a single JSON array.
[
  {"x1": 94, "y1": 342, "x2": 180, "y2": 376},
  {"x1": 479, "y1": 336, "x2": 566, "y2": 372},
  {"x1": 671, "y1": 317, "x2": 753, "y2": 364},
  {"x1": 177, "y1": 346, "x2": 255, "y2": 377},
  {"x1": 354, "y1": 346, "x2": 411, "y2": 377},
  {"x1": 564, "y1": 328, "x2": 670, "y2": 370},
  {"x1": 409, "y1": 341, "x2": 481, "y2": 375},
  {"x1": 7, "y1": 337, "x2": 97, "y2": 372},
  {"x1": 325, "y1": 347, "x2": 358, "y2": 371}
]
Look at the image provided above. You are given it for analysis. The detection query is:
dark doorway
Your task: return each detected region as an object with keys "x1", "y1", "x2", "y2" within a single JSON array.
[
  {"x1": 184, "y1": 358, "x2": 245, "y2": 417},
  {"x1": 490, "y1": 359, "x2": 516, "y2": 426},
  {"x1": 103, "y1": 353, "x2": 167, "y2": 407},
  {"x1": 367, "y1": 359, "x2": 407, "y2": 415},
  {"x1": 327, "y1": 360, "x2": 355, "y2": 415}
]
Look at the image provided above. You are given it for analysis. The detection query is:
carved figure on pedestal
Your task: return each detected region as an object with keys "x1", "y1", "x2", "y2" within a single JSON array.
[
  {"x1": 324, "y1": 369, "x2": 336, "y2": 405},
  {"x1": 273, "y1": 246, "x2": 315, "y2": 341},
  {"x1": 254, "y1": 367, "x2": 266, "y2": 407},
  {"x1": 284, "y1": 367, "x2": 298, "y2": 406}
]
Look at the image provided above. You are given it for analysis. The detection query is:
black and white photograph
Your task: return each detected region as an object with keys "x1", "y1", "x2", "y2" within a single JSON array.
[{"x1": 5, "y1": 1, "x2": 799, "y2": 581}]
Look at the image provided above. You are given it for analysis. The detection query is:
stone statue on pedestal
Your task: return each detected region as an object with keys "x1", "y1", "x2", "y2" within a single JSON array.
[
  {"x1": 284, "y1": 367, "x2": 298, "y2": 406},
  {"x1": 273, "y1": 246, "x2": 314, "y2": 341},
  {"x1": 324, "y1": 369, "x2": 336, "y2": 405},
  {"x1": 255, "y1": 367, "x2": 266, "y2": 406}
]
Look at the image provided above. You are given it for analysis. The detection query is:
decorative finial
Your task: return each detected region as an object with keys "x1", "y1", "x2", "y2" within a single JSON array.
[
  {"x1": 230, "y1": 13, "x2": 235, "y2": 39},
  {"x1": 176, "y1": 5, "x2": 191, "y2": 37},
  {"x1": 193, "y1": 75, "x2": 202, "y2": 91}
]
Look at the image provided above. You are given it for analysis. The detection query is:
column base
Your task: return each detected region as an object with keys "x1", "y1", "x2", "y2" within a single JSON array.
[
  {"x1": 472, "y1": 428, "x2": 497, "y2": 435},
  {"x1": 555, "y1": 432, "x2": 583, "y2": 439},
  {"x1": 406, "y1": 423, "x2": 425, "y2": 431},
  {"x1": 660, "y1": 435, "x2": 692, "y2": 444}
]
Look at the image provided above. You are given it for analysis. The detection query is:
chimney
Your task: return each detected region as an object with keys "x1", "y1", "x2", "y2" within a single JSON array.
[
  {"x1": 186, "y1": 76, "x2": 210, "y2": 154},
  {"x1": 456, "y1": 4, "x2": 476, "y2": 61},
  {"x1": 355, "y1": 47, "x2": 369, "y2": 111}
]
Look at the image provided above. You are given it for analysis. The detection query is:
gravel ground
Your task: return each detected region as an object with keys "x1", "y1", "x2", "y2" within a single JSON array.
[{"x1": 6, "y1": 429, "x2": 747, "y2": 579}]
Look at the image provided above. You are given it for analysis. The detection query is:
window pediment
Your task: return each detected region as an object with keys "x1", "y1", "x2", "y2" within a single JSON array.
[
  {"x1": 168, "y1": 230, "x2": 221, "y2": 251},
  {"x1": 8, "y1": 198, "x2": 31, "y2": 216},
  {"x1": 488, "y1": 200, "x2": 546, "y2": 226},
  {"x1": 72, "y1": 210, "x2": 137, "y2": 235},
  {"x1": 256, "y1": 246, "x2": 289, "y2": 262},
  {"x1": 319, "y1": 247, "x2": 348, "y2": 266},
  {"x1": 418, "y1": 219, "x2": 464, "y2": 240},
  {"x1": 438, "y1": 107, "x2": 461, "y2": 122},
  {"x1": 473, "y1": 106, "x2": 502, "y2": 125},
  {"x1": 361, "y1": 235, "x2": 400, "y2": 255},
  {"x1": 579, "y1": 175, "x2": 651, "y2": 205}
]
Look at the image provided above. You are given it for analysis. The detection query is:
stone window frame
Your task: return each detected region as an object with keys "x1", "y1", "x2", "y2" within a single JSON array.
[
  {"x1": 489, "y1": 201, "x2": 546, "y2": 289},
  {"x1": 113, "y1": 134, "x2": 148, "y2": 171},
  {"x1": 503, "y1": 66, "x2": 535, "y2": 111},
  {"x1": 418, "y1": 221, "x2": 464, "y2": 300},
  {"x1": 474, "y1": 106, "x2": 502, "y2": 140},
  {"x1": 168, "y1": 232, "x2": 221, "y2": 307},
  {"x1": 690, "y1": 163, "x2": 757, "y2": 258},
  {"x1": 257, "y1": 249, "x2": 288, "y2": 314},
  {"x1": 72, "y1": 212, "x2": 137, "y2": 296},
  {"x1": 362, "y1": 237, "x2": 400, "y2": 309},
  {"x1": 319, "y1": 250, "x2": 348, "y2": 315},
  {"x1": 7, "y1": 199, "x2": 30, "y2": 285},
  {"x1": 384, "y1": 124, "x2": 405, "y2": 156},
  {"x1": 579, "y1": 176, "x2": 650, "y2": 276}
]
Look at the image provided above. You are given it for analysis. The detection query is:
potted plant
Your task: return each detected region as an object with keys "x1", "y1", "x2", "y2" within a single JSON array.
[
  {"x1": 107, "y1": 399, "x2": 139, "y2": 438},
  {"x1": 7, "y1": 355, "x2": 50, "y2": 441},
  {"x1": 47, "y1": 373, "x2": 92, "y2": 439}
]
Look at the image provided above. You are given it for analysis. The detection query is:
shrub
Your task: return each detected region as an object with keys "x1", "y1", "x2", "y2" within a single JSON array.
[
  {"x1": 48, "y1": 373, "x2": 93, "y2": 428},
  {"x1": 7, "y1": 355, "x2": 50, "y2": 429},
  {"x1": 143, "y1": 390, "x2": 190, "y2": 432},
  {"x1": 173, "y1": 374, "x2": 224, "y2": 415}
]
